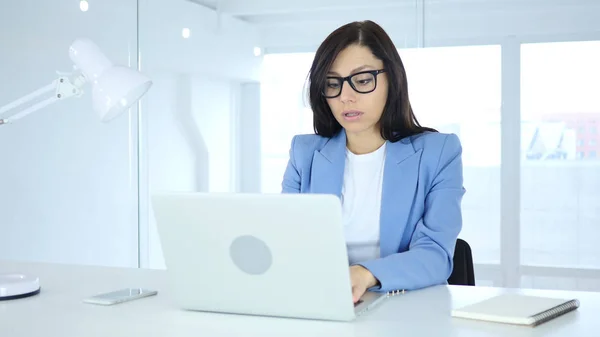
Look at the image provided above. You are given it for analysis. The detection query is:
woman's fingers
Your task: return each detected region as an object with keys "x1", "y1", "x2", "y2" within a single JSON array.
[{"x1": 352, "y1": 285, "x2": 366, "y2": 303}]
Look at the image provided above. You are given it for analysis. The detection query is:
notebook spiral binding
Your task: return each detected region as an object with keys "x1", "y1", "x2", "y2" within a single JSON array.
[{"x1": 530, "y1": 299, "x2": 580, "y2": 326}]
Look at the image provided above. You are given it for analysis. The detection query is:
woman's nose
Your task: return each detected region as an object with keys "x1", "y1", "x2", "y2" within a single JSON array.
[{"x1": 339, "y1": 81, "x2": 356, "y2": 103}]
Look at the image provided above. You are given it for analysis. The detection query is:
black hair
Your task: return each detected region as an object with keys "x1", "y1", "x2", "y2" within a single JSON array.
[{"x1": 308, "y1": 20, "x2": 436, "y2": 141}]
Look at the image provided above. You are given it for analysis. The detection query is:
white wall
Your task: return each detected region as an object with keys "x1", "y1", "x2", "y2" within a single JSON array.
[
  {"x1": 144, "y1": 72, "x2": 260, "y2": 269},
  {"x1": 0, "y1": 0, "x2": 140, "y2": 267},
  {"x1": 190, "y1": 75, "x2": 236, "y2": 192},
  {"x1": 139, "y1": 0, "x2": 263, "y2": 80},
  {"x1": 145, "y1": 73, "x2": 201, "y2": 193},
  {"x1": 142, "y1": 72, "x2": 231, "y2": 268},
  {"x1": 236, "y1": 82, "x2": 262, "y2": 193}
]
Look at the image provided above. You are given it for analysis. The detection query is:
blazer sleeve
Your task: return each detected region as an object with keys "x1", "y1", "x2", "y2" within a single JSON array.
[
  {"x1": 358, "y1": 133, "x2": 465, "y2": 292},
  {"x1": 281, "y1": 136, "x2": 301, "y2": 193}
]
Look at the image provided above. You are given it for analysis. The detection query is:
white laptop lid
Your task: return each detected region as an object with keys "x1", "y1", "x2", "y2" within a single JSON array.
[{"x1": 151, "y1": 192, "x2": 356, "y2": 321}]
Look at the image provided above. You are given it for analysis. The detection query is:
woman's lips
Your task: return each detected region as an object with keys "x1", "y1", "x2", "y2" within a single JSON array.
[{"x1": 342, "y1": 110, "x2": 363, "y2": 121}]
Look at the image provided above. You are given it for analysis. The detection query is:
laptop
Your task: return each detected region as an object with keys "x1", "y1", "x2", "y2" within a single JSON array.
[{"x1": 151, "y1": 192, "x2": 389, "y2": 321}]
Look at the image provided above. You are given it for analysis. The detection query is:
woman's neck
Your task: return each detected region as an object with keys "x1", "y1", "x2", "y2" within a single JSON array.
[{"x1": 346, "y1": 129, "x2": 385, "y2": 155}]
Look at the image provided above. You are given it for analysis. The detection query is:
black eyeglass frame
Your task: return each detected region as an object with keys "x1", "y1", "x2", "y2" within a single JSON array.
[{"x1": 322, "y1": 69, "x2": 386, "y2": 98}]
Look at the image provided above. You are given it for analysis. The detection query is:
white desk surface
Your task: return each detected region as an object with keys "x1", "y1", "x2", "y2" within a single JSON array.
[{"x1": 1, "y1": 260, "x2": 597, "y2": 337}]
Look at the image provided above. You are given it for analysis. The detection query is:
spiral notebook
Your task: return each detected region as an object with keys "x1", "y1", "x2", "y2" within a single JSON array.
[{"x1": 451, "y1": 294, "x2": 580, "y2": 327}]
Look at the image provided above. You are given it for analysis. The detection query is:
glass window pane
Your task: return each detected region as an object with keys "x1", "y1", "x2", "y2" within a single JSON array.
[
  {"x1": 139, "y1": 0, "x2": 263, "y2": 268},
  {"x1": 0, "y1": 0, "x2": 140, "y2": 267},
  {"x1": 260, "y1": 53, "x2": 315, "y2": 193},
  {"x1": 521, "y1": 40, "x2": 600, "y2": 268},
  {"x1": 402, "y1": 45, "x2": 502, "y2": 264},
  {"x1": 522, "y1": 275, "x2": 600, "y2": 292},
  {"x1": 260, "y1": 46, "x2": 502, "y2": 266}
]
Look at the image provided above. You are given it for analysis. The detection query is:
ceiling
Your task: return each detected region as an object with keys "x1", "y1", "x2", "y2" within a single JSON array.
[
  {"x1": 187, "y1": 0, "x2": 599, "y2": 21},
  {"x1": 187, "y1": 0, "x2": 220, "y2": 10},
  {"x1": 184, "y1": 0, "x2": 600, "y2": 52},
  {"x1": 187, "y1": 0, "x2": 417, "y2": 20}
]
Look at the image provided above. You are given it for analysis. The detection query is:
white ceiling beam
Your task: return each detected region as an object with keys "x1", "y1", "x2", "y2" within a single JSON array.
[
  {"x1": 219, "y1": 0, "x2": 600, "y2": 16},
  {"x1": 218, "y1": 0, "x2": 411, "y2": 16}
]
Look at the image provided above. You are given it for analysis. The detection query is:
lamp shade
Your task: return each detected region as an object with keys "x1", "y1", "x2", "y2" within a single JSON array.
[
  {"x1": 68, "y1": 38, "x2": 152, "y2": 122},
  {"x1": 91, "y1": 65, "x2": 152, "y2": 122}
]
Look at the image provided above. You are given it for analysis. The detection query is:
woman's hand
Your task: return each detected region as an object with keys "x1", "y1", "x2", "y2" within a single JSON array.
[{"x1": 349, "y1": 265, "x2": 378, "y2": 303}]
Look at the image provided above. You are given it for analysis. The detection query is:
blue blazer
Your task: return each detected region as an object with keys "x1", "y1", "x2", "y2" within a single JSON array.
[{"x1": 281, "y1": 130, "x2": 465, "y2": 292}]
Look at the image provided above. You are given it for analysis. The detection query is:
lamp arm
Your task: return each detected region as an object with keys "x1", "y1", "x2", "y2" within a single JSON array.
[
  {"x1": 0, "y1": 82, "x2": 55, "y2": 116},
  {"x1": 1, "y1": 96, "x2": 60, "y2": 125},
  {"x1": 0, "y1": 72, "x2": 86, "y2": 126}
]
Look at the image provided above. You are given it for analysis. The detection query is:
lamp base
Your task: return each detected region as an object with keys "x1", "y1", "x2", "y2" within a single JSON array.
[{"x1": 0, "y1": 274, "x2": 41, "y2": 301}]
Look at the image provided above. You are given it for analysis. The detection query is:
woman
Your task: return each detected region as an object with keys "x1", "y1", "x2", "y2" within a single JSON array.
[{"x1": 281, "y1": 20, "x2": 465, "y2": 302}]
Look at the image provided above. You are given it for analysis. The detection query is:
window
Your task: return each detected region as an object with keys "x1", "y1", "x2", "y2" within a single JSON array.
[
  {"x1": 401, "y1": 45, "x2": 502, "y2": 264},
  {"x1": 260, "y1": 53, "x2": 315, "y2": 193},
  {"x1": 521, "y1": 41, "x2": 600, "y2": 269},
  {"x1": 260, "y1": 46, "x2": 502, "y2": 265},
  {"x1": 521, "y1": 275, "x2": 600, "y2": 292},
  {"x1": 259, "y1": 40, "x2": 600, "y2": 290}
]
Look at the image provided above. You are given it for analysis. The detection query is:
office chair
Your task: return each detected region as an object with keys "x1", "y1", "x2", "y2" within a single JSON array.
[{"x1": 447, "y1": 238, "x2": 475, "y2": 286}]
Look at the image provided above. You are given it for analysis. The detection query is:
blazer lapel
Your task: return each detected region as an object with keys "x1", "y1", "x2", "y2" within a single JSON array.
[
  {"x1": 380, "y1": 137, "x2": 422, "y2": 257},
  {"x1": 310, "y1": 131, "x2": 346, "y2": 197}
]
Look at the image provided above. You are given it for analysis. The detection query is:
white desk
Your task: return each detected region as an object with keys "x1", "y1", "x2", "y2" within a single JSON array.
[{"x1": 1, "y1": 260, "x2": 598, "y2": 337}]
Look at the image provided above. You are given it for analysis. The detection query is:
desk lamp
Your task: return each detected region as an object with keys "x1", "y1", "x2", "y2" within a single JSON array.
[{"x1": 0, "y1": 38, "x2": 152, "y2": 301}]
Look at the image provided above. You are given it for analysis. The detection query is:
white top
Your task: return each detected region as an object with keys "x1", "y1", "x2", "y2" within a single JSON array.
[
  {"x1": 0, "y1": 260, "x2": 595, "y2": 337},
  {"x1": 341, "y1": 142, "x2": 386, "y2": 265}
]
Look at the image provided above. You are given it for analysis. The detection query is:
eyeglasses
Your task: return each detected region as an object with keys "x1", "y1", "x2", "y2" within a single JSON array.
[{"x1": 323, "y1": 69, "x2": 386, "y2": 98}]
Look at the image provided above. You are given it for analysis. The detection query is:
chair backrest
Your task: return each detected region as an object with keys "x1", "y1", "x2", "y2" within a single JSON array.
[{"x1": 448, "y1": 238, "x2": 475, "y2": 286}]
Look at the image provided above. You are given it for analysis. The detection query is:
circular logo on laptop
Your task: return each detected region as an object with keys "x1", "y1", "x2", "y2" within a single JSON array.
[{"x1": 229, "y1": 235, "x2": 272, "y2": 275}]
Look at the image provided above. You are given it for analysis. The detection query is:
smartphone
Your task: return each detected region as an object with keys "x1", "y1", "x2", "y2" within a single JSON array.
[{"x1": 83, "y1": 288, "x2": 158, "y2": 305}]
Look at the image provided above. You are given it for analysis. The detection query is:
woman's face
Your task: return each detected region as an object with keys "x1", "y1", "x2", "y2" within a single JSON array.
[{"x1": 325, "y1": 44, "x2": 388, "y2": 137}]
